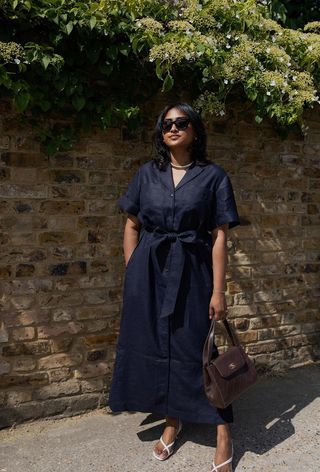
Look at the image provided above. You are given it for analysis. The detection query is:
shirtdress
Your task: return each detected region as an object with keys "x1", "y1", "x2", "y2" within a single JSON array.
[{"x1": 108, "y1": 159, "x2": 240, "y2": 424}]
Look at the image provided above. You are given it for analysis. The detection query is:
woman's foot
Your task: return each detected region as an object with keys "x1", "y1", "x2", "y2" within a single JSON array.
[
  {"x1": 153, "y1": 416, "x2": 181, "y2": 461},
  {"x1": 212, "y1": 424, "x2": 233, "y2": 471}
]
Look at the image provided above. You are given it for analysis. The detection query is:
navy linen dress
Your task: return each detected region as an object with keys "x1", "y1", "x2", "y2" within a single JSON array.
[{"x1": 108, "y1": 159, "x2": 240, "y2": 424}]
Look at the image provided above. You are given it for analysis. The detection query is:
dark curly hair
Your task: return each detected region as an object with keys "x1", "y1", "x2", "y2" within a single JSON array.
[{"x1": 152, "y1": 103, "x2": 209, "y2": 170}]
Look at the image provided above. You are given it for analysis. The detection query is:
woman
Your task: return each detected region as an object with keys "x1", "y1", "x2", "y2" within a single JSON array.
[{"x1": 108, "y1": 103, "x2": 240, "y2": 472}]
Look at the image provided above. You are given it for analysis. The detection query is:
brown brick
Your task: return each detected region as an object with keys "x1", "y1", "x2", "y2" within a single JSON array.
[
  {"x1": 80, "y1": 378, "x2": 104, "y2": 393},
  {"x1": 50, "y1": 337, "x2": 74, "y2": 353},
  {"x1": 11, "y1": 327, "x2": 36, "y2": 341},
  {"x1": 74, "y1": 362, "x2": 110, "y2": 379},
  {"x1": 39, "y1": 232, "x2": 82, "y2": 244},
  {"x1": 0, "y1": 265, "x2": 12, "y2": 278},
  {"x1": 37, "y1": 322, "x2": 83, "y2": 338},
  {"x1": 1, "y1": 152, "x2": 48, "y2": 167},
  {"x1": 0, "y1": 372, "x2": 48, "y2": 388},
  {"x1": 33, "y1": 379, "x2": 80, "y2": 400},
  {"x1": 48, "y1": 367, "x2": 71, "y2": 383},
  {"x1": 11, "y1": 357, "x2": 36, "y2": 372},
  {"x1": 82, "y1": 335, "x2": 112, "y2": 347},
  {"x1": 15, "y1": 264, "x2": 35, "y2": 277},
  {"x1": 237, "y1": 331, "x2": 258, "y2": 343},
  {"x1": 2, "y1": 341, "x2": 51, "y2": 356},
  {"x1": 6, "y1": 390, "x2": 33, "y2": 406},
  {"x1": 46, "y1": 170, "x2": 86, "y2": 183},
  {"x1": 38, "y1": 352, "x2": 82, "y2": 370},
  {"x1": 3, "y1": 310, "x2": 51, "y2": 327},
  {"x1": 39, "y1": 201, "x2": 84, "y2": 214}
]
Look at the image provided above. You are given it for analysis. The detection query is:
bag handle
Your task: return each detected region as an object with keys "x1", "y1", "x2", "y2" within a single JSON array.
[{"x1": 202, "y1": 318, "x2": 241, "y2": 367}]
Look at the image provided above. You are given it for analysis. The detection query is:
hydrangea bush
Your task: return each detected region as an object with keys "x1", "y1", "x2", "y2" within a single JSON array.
[{"x1": 0, "y1": 0, "x2": 319, "y2": 153}]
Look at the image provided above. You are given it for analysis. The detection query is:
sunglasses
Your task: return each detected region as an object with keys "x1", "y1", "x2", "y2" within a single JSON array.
[{"x1": 162, "y1": 117, "x2": 191, "y2": 132}]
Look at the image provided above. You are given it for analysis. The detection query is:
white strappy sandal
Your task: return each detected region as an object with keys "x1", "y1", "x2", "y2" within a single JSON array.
[
  {"x1": 152, "y1": 419, "x2": 183, "y2": 461},
  {"x1": 211, "y1": 443, "x2": 233, "y2": 472}
]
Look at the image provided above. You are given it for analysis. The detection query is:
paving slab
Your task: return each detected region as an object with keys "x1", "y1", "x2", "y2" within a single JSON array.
[{"x1": 0, "y1": 364, "x2": 319, "y2": 472}]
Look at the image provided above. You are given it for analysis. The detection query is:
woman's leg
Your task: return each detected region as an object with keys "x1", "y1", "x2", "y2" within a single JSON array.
[
  {"x1": 153, "y1": 415, "x2": 180, "y2": 458},
  {"x1": 214, "y1": 423, "x2": 233, "y2": 471}
]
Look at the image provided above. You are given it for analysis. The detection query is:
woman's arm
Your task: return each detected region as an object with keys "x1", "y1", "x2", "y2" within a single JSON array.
[
  {"x1": 123, "y1": 214, "x2": 142, "y2": 267},
  {"x1": 209, "y1": 223, "x2": 229, "y2": 320}
]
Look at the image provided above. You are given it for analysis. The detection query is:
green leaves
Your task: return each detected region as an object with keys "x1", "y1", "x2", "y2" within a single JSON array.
[
  {"x1": 162, "y1": 73, "x2": 174, "y2": 92},
  {"x1": 12, "y1": 81, "x2": 31, "y2": 111},
  {"x1": 0, "y1": 0, "x2": 319, "y2": 154},
  {"x1": 65, "y1": 21, "x2": 74, "y2": 35},
  {"x1": 72, "y1": 95, "x2": 86, "y2": 112},
  {"x1": 90, "y1": 16, "x2": 97, "y2": 30}
]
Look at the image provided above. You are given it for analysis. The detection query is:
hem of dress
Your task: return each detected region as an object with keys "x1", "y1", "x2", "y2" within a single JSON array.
[{"x1": 107, "y1": 402, "x2": 233, "y2": 425}]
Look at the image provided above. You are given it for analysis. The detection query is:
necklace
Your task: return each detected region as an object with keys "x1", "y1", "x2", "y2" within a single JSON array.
[{"x1": 170, "y1": 161, "x2": 193, "y2": 169}]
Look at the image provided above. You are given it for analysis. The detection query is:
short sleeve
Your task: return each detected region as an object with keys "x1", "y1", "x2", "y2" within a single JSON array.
[
  {"x1": 211, "y1": 174, "x2": 240, "y2": 230},
  {"x1": 117, "y1": 168, "x2": 141, "y2": 216}
]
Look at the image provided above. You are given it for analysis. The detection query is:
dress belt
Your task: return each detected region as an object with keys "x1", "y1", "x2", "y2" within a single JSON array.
[{"x1": 143, "y1": 225, "x2": 208, "y2": 319}]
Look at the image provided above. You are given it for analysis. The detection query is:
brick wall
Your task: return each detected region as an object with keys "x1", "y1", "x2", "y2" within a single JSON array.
[{"x1": 0, "y1": 101, "x2": 319, "y2": 428}]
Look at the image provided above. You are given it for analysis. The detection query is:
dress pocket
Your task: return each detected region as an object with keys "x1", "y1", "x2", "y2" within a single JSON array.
[{"x1": 125, "y1": 231, "x2": 144, "y2": 269}]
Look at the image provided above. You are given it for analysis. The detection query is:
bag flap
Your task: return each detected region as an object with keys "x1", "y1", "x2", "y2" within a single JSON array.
[{"x1": 212, "y1": 346, "x2": 247, "y2": 378}]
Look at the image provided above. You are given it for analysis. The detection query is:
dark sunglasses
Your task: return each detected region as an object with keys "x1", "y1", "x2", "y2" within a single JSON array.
[{"x1": 162, "y1": 117, "x2": 191, "y2": 132}]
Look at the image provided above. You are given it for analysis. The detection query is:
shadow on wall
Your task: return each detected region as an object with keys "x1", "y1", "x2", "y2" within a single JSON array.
[{"x1": 205, "y1": 105, "x2": 320, "y2": 374}]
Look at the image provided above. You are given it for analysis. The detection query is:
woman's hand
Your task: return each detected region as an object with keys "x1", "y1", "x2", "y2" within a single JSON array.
[{"x1": 209, "y1": 292, "x2": 228, "y2": 320}]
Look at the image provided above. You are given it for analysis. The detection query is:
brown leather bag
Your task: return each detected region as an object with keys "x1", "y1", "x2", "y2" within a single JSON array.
[{"x1": 202, "y1": 318, "x2": 258, "y2": 409}]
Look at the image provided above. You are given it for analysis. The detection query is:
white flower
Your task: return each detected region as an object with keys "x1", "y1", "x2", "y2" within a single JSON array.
[
  {"x1": 266, "y1": 91, "x2": 271, "y2": 95},
  {"x1": 164, "y1": 53, "x2": 169, "y2": 59},
  {"x1": 219, "y1": 110, "x2": 225, "y2": 116},
  {"x1": 245, "y1": 65, "x2": 250, "y2": 71},
  {"x1": 292, "y1": 76, "x2": 297, "y2": 81},
  {"x1": 226, "y1": 34, "x2": 231, "y2": 39},
  {"x1": 216, "y1": 22, "x2": 222, "y2": 29},
  {"x1": 270, "y1": 80, "x2": 276, "y2": 86},
  {"x1": 14, "y1": 58, "x2": 21, "y2": 64},
  {"x1": 308, "y1": 45, "x2": 313, "y2": 51},
  {"x1": 279, "y1": 57, "x2": 284, "y2": 62},
  {"x1": 226, "y1": 44, "x2": 231, "y2": 49},
  {"x1": 287, "y1": 62, "x2": 291, "y2": 66},
  {"x1": 266, "y1": 48, "x2": 270, "y2": 53},
  {"x1": 235, "y1": 14, "x2": 240, "y2": 19},
  {"x1": 185, "y1": 53, "x2": 191, "y2": 60},
  {"x1": 224, "y1": 79, "x2": 229, "y2": 84}
]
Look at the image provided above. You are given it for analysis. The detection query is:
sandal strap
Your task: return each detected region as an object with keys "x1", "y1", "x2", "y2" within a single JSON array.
[
  {"x1": 212, "y1": 455, "x2": 233, "y2": 471},
  {"x1": 212, "y1": 445, "x2": 233, "y2": 472},
  {"x1": 160, "y1": 435, "x2": 175, "y2": 453}
]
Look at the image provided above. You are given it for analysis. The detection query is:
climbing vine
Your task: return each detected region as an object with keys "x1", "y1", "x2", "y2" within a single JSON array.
[{"x1": 0, "y1": 0, "x2": 319, "y2": 154}]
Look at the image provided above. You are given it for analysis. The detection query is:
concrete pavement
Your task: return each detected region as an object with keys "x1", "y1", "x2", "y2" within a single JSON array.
[{"x1": 0, "y1": 364, "x2": 319, "y2": 472}]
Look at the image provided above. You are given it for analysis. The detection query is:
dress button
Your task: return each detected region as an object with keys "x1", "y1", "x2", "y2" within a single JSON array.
[{"x1": 170, "y1": 193, "x2": 173, "y2": 197}]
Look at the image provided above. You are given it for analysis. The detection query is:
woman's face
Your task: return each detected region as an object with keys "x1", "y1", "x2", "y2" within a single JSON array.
[{"x1": 162, "y1": 107, "x2": 196, "y2": 151}]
